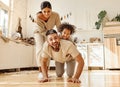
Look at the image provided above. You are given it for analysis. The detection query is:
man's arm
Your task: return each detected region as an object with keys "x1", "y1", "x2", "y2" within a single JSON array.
[
  {"x1": 68, "y1": 53, "x2": 84, "y2": 83},
  {"x1": 74, "y1": 53, "x2": 84, "y2": 79},
  {"x1": 39, "y1": 57, "x2": 49, "y2": 82}
]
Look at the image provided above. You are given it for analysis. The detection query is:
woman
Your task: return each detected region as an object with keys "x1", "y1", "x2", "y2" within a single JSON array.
[{"x1": 34, "y1": 1, "x2": 61, "y2": 79}]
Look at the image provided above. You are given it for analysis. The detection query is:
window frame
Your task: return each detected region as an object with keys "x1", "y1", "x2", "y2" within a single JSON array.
[{"x1": 0, "y1": 0, "x2": 11, "y2": 37}]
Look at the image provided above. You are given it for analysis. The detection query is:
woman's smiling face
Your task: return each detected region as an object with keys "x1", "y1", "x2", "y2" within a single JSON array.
[{"x1": 42, "y1": 7, "x2": 52, "y2": 19}]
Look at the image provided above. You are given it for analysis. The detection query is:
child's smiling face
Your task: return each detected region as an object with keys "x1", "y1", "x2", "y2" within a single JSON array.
[{"x1": 61, "y1": 28, "x2": 71, "y2": 40}]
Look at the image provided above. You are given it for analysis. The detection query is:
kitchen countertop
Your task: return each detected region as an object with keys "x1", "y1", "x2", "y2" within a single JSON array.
[{"x1": 76, "y1": 43, "x2": 104, "y2": 46}]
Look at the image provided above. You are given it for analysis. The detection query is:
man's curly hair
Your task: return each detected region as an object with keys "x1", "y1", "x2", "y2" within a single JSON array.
[{"x1": 58, "y1": 22, "x2": 76, "y2": 35}]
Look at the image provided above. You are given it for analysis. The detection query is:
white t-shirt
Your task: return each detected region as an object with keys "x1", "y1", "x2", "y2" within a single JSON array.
[{"x1": 41, "y1": 40, "x2": 79, "y2": 63}]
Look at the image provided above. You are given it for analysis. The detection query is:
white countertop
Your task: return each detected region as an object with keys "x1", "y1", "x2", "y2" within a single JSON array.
[{"x1": 76, "y1": 43, "x2": 104, "y2": 46}]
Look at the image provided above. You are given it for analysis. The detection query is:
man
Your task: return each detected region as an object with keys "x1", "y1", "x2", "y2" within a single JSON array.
[{"x1": 40, "y1": 29, "x2": 84, "y2": 83}]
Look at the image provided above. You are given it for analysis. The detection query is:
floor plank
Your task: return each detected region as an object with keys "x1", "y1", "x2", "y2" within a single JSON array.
[{"x1": 0, "y1": 70, "x2": 120, "y2": 87}]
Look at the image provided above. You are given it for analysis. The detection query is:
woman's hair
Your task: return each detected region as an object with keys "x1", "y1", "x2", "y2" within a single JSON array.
[
  {"x1": 40, "y1": 1, "x2": 52, "y2": 10},
  {"x1": 46, "y1": 29, "x2": 57, "y2": 36},
  {"x1": 58, "y1": 22, "x2": 76, "y2": 34}
]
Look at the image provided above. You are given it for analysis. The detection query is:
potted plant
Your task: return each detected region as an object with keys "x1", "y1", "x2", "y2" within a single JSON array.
[
  {"x1": 95, "y1": 10, "x2": 107, "y2": 29},
  {"x1": 111, "y1": 14, "x2": 120, "y2": 22}
]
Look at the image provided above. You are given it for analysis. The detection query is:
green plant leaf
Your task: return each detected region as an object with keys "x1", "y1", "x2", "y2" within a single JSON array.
[{"x1": 98, "y1": 10, "x2": 107, "y2": 19}]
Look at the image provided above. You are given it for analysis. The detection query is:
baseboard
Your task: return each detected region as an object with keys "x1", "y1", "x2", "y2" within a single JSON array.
[
  {"x1": 0, "y1": 67, "x2": 38, "y2": 73},
  {"x1": 88, "y1": 67, "x2": 103, "y2": 70},
  {"x1": 49, "y1": 67, "x2": 56, "y2": 70},
  {"x1": 0, "y1": 66, "x2": 56, "y2": 73}
]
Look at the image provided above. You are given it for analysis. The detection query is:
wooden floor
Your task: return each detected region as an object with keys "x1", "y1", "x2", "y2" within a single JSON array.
[{"x1": 0, "y1": 70, "x2": 120, "y2": 87}]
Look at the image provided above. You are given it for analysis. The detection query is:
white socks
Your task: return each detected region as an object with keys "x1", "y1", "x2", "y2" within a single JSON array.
[{"x1": 38, "y1": 73, "x2": 43, "y2": 80}]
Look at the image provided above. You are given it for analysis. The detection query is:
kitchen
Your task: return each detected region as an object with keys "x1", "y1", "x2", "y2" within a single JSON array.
[{"x1": 0, "y1": 0, "x2": 120, "y2": 87}]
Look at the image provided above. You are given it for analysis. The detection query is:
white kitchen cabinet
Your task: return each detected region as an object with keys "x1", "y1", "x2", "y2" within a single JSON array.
[
  {"x1": 18, "y1": 44, "x2": 34, "y2": 68},
  {"x1": 103, "y1": 25, "x2": 120, "y2": 69},
  {"x1": 77, "y1": 44, "x2": 88, "y2": 70},
  {"x1": 88, "y1": 44, "x2": 104, "y2": 68},
  {"x1": 77, "y1": 43, "x2": 104, "y2": 70},
  {"x1": 0, "y1": 38, "x2": 34, "y2": 70},
  {"x1": 104, "y1": 38, "x2": 120, "y2": 69}
]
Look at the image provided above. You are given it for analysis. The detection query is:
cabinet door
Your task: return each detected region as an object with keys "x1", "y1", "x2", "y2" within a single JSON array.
[
  {"x1": 117, "y1": 46, "x2": 120, "y2": 68},
  {"x1": 19, "y1": 44, "x2": 34, "y2": 68},
  {"x1": 88, "y1": 44, "x2": 104, "y2": 67},
  {"x1": 104, "y1": 38, "x2": 119, "y2": 69},
  {"x1": 77, "y1": 45, "x2": 88, "y2": 70},
  {"x1": 0, "y1": 38, "x2": 34, "y2": 69}
]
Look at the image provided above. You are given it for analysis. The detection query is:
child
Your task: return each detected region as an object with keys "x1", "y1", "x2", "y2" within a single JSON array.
[{"x1": 58, "y1": 22, "x2": 76, "y2": 42}]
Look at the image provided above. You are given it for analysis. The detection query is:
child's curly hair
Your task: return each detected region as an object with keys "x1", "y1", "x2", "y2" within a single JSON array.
[{"x1": 58, "y1": 22, "x2": 76, "y2": 35}]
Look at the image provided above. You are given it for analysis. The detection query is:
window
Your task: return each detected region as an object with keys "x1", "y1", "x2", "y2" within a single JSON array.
[
  {"x1": 0, "y1": 0, "x2": 9, "y2": 6},
  {"x1": 0, "y1": 0, "x2": 10, "y2": 37},
  {"x1": 0, "y1": 9, "x2": 9, "y2": 36}
]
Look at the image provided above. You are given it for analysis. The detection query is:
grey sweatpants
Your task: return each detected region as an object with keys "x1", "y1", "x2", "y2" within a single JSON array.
[{"x1": 55, "y1": 59, "x2": 75, "y2": 77}]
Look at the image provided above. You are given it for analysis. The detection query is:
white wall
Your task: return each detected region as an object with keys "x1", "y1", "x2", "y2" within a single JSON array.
[
  {"x1": 9, "y1": 0, "x2": 27, "y2": 38},
  {"x1": 74, "y1": 0, "x2": 120, "y2": 29},
  {"x1": 10, "y1": 0, "x2": 120, "y2": 37},
  {"x1": 73, "y1": 29, "x2": 104, "y2": 43}
]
